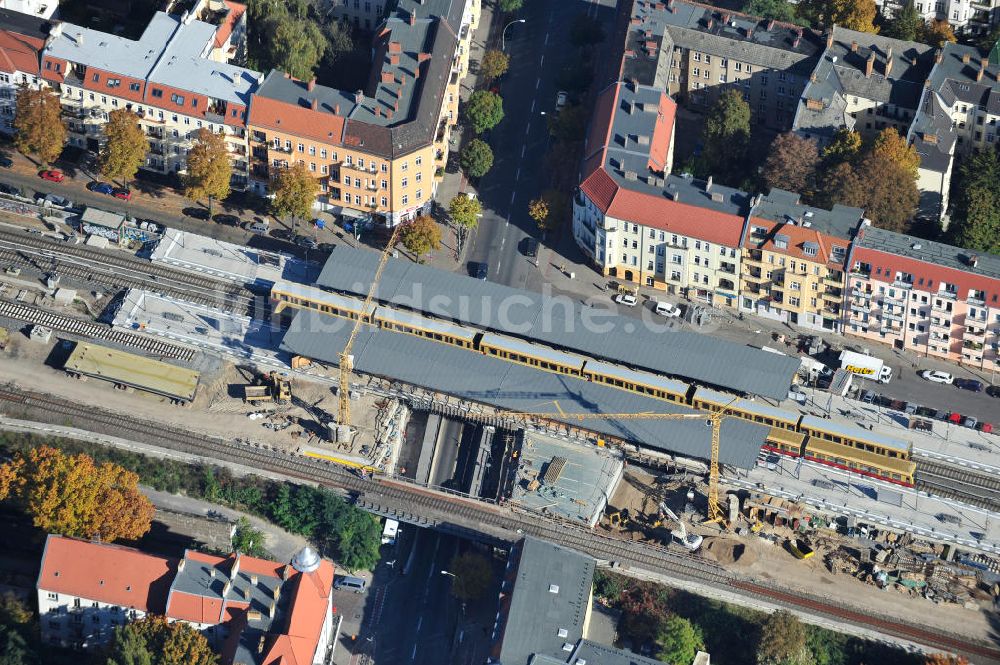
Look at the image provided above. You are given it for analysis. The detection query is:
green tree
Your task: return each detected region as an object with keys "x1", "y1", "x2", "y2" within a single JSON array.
[
  {"x1": 499, "y1": 0, "x2": 523, "y2": 12},
  {"x1": 460, "y1": 139, "x2": 494, "y2": 178},
  {"x1": 107, "y1": 616, "x2": 217, "y2": 665},
  {"x1": 953, "y1": 178, "x2": 1000, "y2": 254},
  {"x1": 822, "y1": 127, "x2": 862, "y2": 165},
  {"x1": 883, "y1": 1, "x2": 921, "y2": 40},
  {"x1": 976, "y1": 25, "x2": 1000, "y2": 50},
  {"x1": 464, "y1": 90, "x2": 504, "y2": 134},
  {"x1": 270, "y1": 162, "x2": 318, "y2": 223},
  {"x1": 657, "y1": 615, "x2": 704, "y2": 665},
  {"x1": 400, "y1": 215, "x2": 442, "y2": 262},
  {"x1": 593, "y1": 570, "x2": 626, "y2": 601},
  {"x1": 480, "y1": 49, "x2": 509, "y2": 81},
  {"x1": 798, "y1": 0, "x2": 877, "y2": 31},
  {"x1": 329, "y1": 505, "x2": 381, "y2": 571},
  {"x1": 322, "y1": 19, "x2": 353, "y2": 68},
  {"x1": 448, "y1": 193, "x2": 481, "y2": 232},
  {"x1": 183, "y1": 128, "x2": 231, "y2": 219},
  {"x1": 231, "y1": 517, "x2": 268, "y2": 558},
  {"x1": 700, "y1": 89, "x2": 751, "y2": 182},
  {"x1": 547, "y1": 104, "x2": 588, "y2": 143},
  {"x1": 99, "y1": 109, "x2": 148, "y2": 187},
  {"x1": 449, "y1": 552, "x2": 493, "y2": 602},
  {"x1": 743, "y1": 0, "x2": 800, "y2": 24},
  {"x1": 0, "y1": 593, "x2": 32, "y2": 626},
  {"x1": 757, "y1": 610, "x2": 813, "y2": 665},
  {"x1": 569, "y1": 13, "x2": 605, "y2": 47},
  {"x1": 619, "y1": 583, "x2": 671, "y2": 646},
  {"x1": 760, "y1": 132, "x2": 819, "y2": 197},
  {"x1": 0, "y1": 624, "x2": 34, "y2": 665},
  {"x1": 13, "y1": 86, "x2": 66, "y2": 166},
  {"x1": 268, "y1": 18, "x2": 326, "y2": 80}
]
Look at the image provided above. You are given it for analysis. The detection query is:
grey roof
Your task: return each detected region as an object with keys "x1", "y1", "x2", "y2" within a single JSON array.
[
  {"x1": 0, "y1": 6, "x2": 50, "y2": 39},
  {"x1": 498, "y1": 538, "x2": 595, "y2": 665},
  {"x1": 567, "y1": 640, "x2": 665, "y2": 665},
  {"x1": 46, "y1": 12, "x2": 260, "y2": 105},
  {"x1": 752, "y1": 189, "x2": 864, "y2": 241},
  {"x1": 394, "y1": 0, "x2": 467, "y2": 33},
  {"x1": 928, "y1": 43, "x2": 1000, "y2": 115},
  {"x1": 856, "y1": 226, "x2": 1000, "y2": 282},
  {"x1": 907, "y1": 90, "x2": 956, "y2": 174},
  {"x1": 795, "y1": 27, "x2": 933, "y2": 136},
  {"x1": 315, "y1": 246, "x2": 799, "y2": 399},
  {"x1": 624, "y1": 0, "x2": 825, "y2": 85},
  {"x1": 693, "y1": 386, "x2": 800, "y2": 425},
  {"x1": 280, "y1": 309, "x2": 771, "y2": 468}
]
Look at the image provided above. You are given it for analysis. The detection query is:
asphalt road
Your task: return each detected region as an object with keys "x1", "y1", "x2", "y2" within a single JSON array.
[
  {"x1": 465, "y1": 0, "x2": 615, "y2": 290},
  {"x1": 376, "y1": 530, "x2": 461, "y2": 665}
]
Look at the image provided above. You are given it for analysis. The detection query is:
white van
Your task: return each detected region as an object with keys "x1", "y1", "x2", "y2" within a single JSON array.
[
  {"x1": 249, "y1": 220, "x2": 270, "y2": 234},
  {"x1": 334, "y1": 575, "x2": 367, "y2": 593},
  {"x1": 655, "y1": 301, "x2": 682, "y2": 317}
]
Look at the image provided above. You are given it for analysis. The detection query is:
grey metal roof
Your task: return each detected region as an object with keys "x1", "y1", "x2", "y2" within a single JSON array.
[
  {"x1": 280, "y1": 309, "x2": 770, "y2": 468},
  {"x1": 907, "y1": 90, "x2": 956, "y2": 175},
  {"x1": 498, "y1": 538, "x2": 595, "y2": 665},
  {"x1": 694, "y1": 386, "x2": 800, "y2": 426},
  {"x1": 480, "y1": 332, "x2": 587, "y2": 370},
  {"x1": 567, "y1": 640, "x2": 664, "y2": 665},
  {"x1": 583, "y1": 359, "x2": 691, "y2": 397},
  {"x1": 752, "y1": 189, "x2": 863, "y2": 241},
  {"x1": 800, "y1": 414, "x2": 909, "y2": 452},
  {"x1": 927, "y1": 43, "x2": 1000, "y2": 115},
  {"x1": 315, "y1": 247, "x2": 800, "y2": 399},
  {"x1": 855, "y1": 226, "x2": 1000, "y2": 281},
  {"x1": 0, "y1": 7, "x2": 50, "y2": 40}
]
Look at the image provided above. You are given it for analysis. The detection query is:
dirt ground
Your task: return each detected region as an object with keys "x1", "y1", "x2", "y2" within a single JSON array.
[
  {"x1": 0, "y1": 330, "x2": 391, "y2": 456},
  {"x1": 607, "y1": 466, "x2": 996, "y2": 644}
]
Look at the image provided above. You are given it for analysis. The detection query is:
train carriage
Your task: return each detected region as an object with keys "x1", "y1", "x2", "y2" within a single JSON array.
[
  {"x1": 581, "y1": 359, "x2": 690, "y2": 403},
  {"x1": 477, "y1": 332, "x2": 586, "y2": 375},
  {"x1": 377, "y1": 306, "x2": 478, "y2": 348},
  {"x1": 798, "y1": 414, "x2": 911, "y2": 460},
  {"x1": 271, "y1": 281, "x2": 374, "y2": 320},
  {"x1": 803, "y1": 436, "x2": 916, "y2": 486},
  {"x1": 691, "y1": 386, "x2": 801, "y2": 431},
  {"x1": 764, "y1": 427, "x2": 806, "y2": 457}
]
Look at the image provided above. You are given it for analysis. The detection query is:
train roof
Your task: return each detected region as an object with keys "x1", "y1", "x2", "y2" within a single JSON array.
[
  {"x1": 272, "y1": 281, "x2": 376, "y2": 317},
  {"x1": 281, "y1": 309, "x2": 770, "y2": 469},
  {"x1": 377, "y1": 305, "x2": 478, "y2": 343},
  {"x1": 63, "y1": 342, "x2": 199, "y2": 401},
  {"x1": 584, "y1": 359, "x2": 690, "y2": 397},
  {"x1": 315, "y1": 246, "x2": 800, "y2": 400},
  {"x1": 799, "y1": 414, "x2": 910, "y2": 453},
  {"x1": 479, "y1": 332, "x2": 586, "y2": 369},
  {"x1": 693, "y1": 386, "x2": 800, "y2": 425}
]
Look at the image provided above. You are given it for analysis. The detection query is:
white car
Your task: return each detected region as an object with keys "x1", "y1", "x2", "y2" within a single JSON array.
[
  {"x1": 920, "y1": 370, "x2": 954, "y2": 384},
  {"x1": 614, "y1": 293, "x2": 638, "y2": 307},
  {"x1": 556, "y1": 90, "x2": 568, "y2": 111},
  {"x1": 654, "y1": 301, "x2": 682, "y2": 317}
]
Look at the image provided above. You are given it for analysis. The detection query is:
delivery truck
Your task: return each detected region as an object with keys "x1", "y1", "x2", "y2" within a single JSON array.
[{"x1": 839, "y1": 350, "x2": 892, "y2": 384}]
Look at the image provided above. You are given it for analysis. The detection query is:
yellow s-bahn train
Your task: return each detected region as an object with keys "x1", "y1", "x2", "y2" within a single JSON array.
[{"x1": 271, "y1": 282, "x2": 915, "y2": 486}]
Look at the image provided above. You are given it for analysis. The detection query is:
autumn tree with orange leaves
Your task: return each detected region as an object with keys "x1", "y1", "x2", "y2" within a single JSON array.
[
  {"x1": 924, "y1": 655, "x2": 969, "y2": 665},
  {"x1": 107, "y1": 615, "x2": 217, "y2": 665},
  {"x1": 0, "y1": 446, "x2": 154, "y2": 542}
]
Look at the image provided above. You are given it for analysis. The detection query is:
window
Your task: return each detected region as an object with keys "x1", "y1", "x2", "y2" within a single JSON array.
[
  {"x1": 381, "y1": 163, "x2": 388, "y2": 172},
  {"x1": 693, "y1": 68, "x2": 700, "y2": 77},
  {"x1": 92, "y1": 73, "x2": 99, "y2": 82},
  {"x1": 401, "y1": 177, "x2": 408, "y2": 188},
  {"x1": 416, "y1": 189, "x2": 422, "y2": 199},
  {"x1": 381, "y1": 196, "x2": 387, "y2": 206},
  {"x1": 171, "y1": 93, "x2": 185, "y2": 105},
  {"x1": 152, "y1": 88, "x2": 163, "y2": 98},
  {"x1": 401, "y1": 161, "x2": 408, "y2": 171},
  {"x1": 359, "y1": 158, "x2": 365, "y2": 169},
  {"x1": 381, "y1": 179, "x2": 388, "y2": 189},
  {"x1": 298, "y1": 143, "x2": 305, "y2": 153},
  {"x1": 704, "y1": 55, "x2": 711, "y2": 64},
  {"x1": 415, "y1": 156, "x2": 422, "y2": 166},
  {"x1": 47, "y1": 593, "x2": 58, "y2": 601},
  {"x1": 402, "y1": 194, "x2": 409, "y2": 205},
  {"x1": 415, "y1": 172, "x2": 422, "y2": 183},
  {"x1": 694, "y1": 53, "x2": 701, "y2": 62},
  {"x1": 321, "y1": 148, "x2": 327, "y2": 158},
  {"x1": 309, "y1": 146, "x2": 316, "y2": 156}
]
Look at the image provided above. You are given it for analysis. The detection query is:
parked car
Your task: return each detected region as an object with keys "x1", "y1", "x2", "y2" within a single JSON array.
[
  {"x1": 954, "y1": 378, "x2": 984, "y2": 392},
  {"x1": 112, "y1": 188, "x2": 132, "y2": 201},
  {"x1": 39, "y1": 169, "x2": 64, "y2": 183},
  {"x1": 87, "y1": 181, "x2": 114, "y2": 195},
  {"x1": 555, "y1": 90, "x2": 568, "y2": 111},
  {"x1": 987, "y1": 385, "x2": 1000, "y2": 398},
  {"x1": 962, "y1": 416, "x2": 978, "y2": 429},
  {"x1": 214, "y1": 213, "x2": 241, "y2": 227},
  {"x1": 0, "y1": 156, "x2": 13, "y2": 168},
  {"x1": 654, "y1": 301, "x2": 682, "y2": 317},
  {"x1": 522, "y1": 237, "x2": 538, "y2": 258},
  {"x1": 471, "y1": 261, "x2": 488, "y2": 281},
  {"x1": 976, "y1": 421, "x2": 994, "y2": 434},
  {"x1": 294, "y1": 234, "x2": 318, "y2": 250},
  {"x1": 920, "y1": 370, "x2": 954, "y2": 384},
  {"x1": 0, "y1": 183, "x2": 22, "y2": 197},
  {"x1": 182, "y1": 207, "x2": 210, "y2": 220},
  {"x1": 614, "y1": 293, "x2": 638, "y2": 307}
]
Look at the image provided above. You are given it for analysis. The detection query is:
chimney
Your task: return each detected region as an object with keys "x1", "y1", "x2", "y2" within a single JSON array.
[
  {"x1": 667, "y1": 0, "x2": 675, "y2": 11},
  {"x1": 311, "y1": 98, "x2": 319, "y2": 110},
  {"x1": 409, "y1": 11, "x2": 416, "y2": 25},
  {"x1": 935, "y1": 48, "x2": 943, "y2": 64},
  {"x1": 231, "y1": 554, "x2": 241, "y2": 582},
  {"x1": 210, "y1": 568, "x2": 216, "y2": 579},
  {"x1": 223, "y1": 580, "x2": 232, "y2": 596},
  {"x1": 705, "y1": 175, "x2": 713, "y2": 191},
  {"x1": 865, "y1": 52, "x2": 875, "y2": 77},
  {"x1": 923, "y1": 132, "x2": 938, "y2": 144},
  {"x1": 792, "y1": 34, "x2": 801, "y2": 47},
  {"x1": 281, "y1": 565, "x2": 290, "y2": 581},
  {"x1": 850, "y1": 41, "x2": 858, "y2": 53},
  {"x1": 826, "y1": 30, "x2": 834, "y2": 48},
  {"x1": 767, "y1": 19, "x2": 775, "y2": 31},
  {"x1": 962, "y1": 52, "x2": 971, "y2": 64},
  {"x1": 969, "y1": 254, "x2": 978, "y2": 268},
  {"x1": 268, "y1": 601, "x2": 276, "y2": 618},
  {"x1": 354, "y1": 89, "x2": 364, "y2": 104},
  {"x1": 418, "y1": 52, "x2": 432, "y2": 63},
  {"x1": 746, "y1": 27, "x2": 753, "y2": 38},
  {"x1": 977, "y1": 65, "x2": 985, "y2": 81},
  {"x1": 381, "y1": 71, "x2": 394, "y2": 83},
  {"x1": 251, "y1": 574, "x2": 258, "y2": 585},
  {"x1": 982, "y1": 57, "x2": 990, "y2": 70},
  {"x1": 334, "y1": 104, "x2": 340, "y2": 114},
  {"x1": 307, "y1": 78, "x2": 316, "y2": 91},
  {"x1": 706, "y1": 18, "x2": 714, "y2": 29},
  {"x1": 76, "y1": 31, "x2": 83, "y2": 46},
  {"x1": 178, "y1": 559, "x2": 186, "y2": 572},
  {"x1": 885, "y1": 48, "x2": 893, "y2": 77},
  {"x1": 810, "y1": 72, "x2": 817, "y2": 83}
]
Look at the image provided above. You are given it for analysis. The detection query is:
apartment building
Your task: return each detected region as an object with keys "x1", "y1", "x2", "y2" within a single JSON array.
[
  {"x1": 621, "y1": 0, "x2": 826, "y2": 132},
  {"x1": 575, "y1": 80, "x2": 749, "y2": 306},
  {"x1": 0, "y1": 0, "x2": 56, "y2": 19},
  {"x1": 40, "y1": 11, "x2": 261, "y2": 189},
  {"x1": 844, "y1": 224, "x2": 1000, "y2": 371},
  {"x1": 247, "y1": 0, "x2": 476, "y2": 223},
  {"x1": 37, "y1": 535, "x2": 336, "y2": 665},
  {"x1": 0, "y1": 8, "x2": 47, "y2": 133},
  {"x1": 739, "y1": 189, "x2": 864, "y2": 332},
  {"x1": 875, "y1": 0, "x2": 995, "y2": 37},
  {"x1": 794, "y1": 26, "x2": 935, "y2": 146},
  {"x1": 327, "y1": 0, "x2": 389, "y2": 30},
  {"x1": 909, "y1": 41, "x2": 1000, "y2": 220}
]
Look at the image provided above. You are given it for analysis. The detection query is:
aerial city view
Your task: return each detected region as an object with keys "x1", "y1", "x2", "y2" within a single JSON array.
[{"x1": 1, "y1": 0, "x2": 1000, "y2": 663}]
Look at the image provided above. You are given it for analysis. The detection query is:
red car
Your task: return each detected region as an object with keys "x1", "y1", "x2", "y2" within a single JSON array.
[
  {"x1": 39, "y1": 169, "x2": 64, "y2": 183},
  {"x1": 112, "y1": 188, "x2": 132, "y2": 201}
]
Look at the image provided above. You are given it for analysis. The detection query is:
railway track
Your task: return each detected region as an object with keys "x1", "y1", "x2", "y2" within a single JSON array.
[
  {"x1": 0, "y1": 300, "x2": 195, "y2": 360},
  {"x1": 0, "y1": 386, "x2": 998, "y2": 662},
  {"x1": 915, "y1": 458, "x2": 1000, "y2": 512},
  {"x1": 0, "y1": 229, "x2": 255, "y2": 313}
]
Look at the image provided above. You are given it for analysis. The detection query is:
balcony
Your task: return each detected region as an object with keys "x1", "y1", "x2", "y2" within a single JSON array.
[
  {"x1": 929, "y1": 319, "x2": 951, "y2": 332},
  {"x1": 936, "y1": 290, "x2": 958, "y2": 301},
  {"x1": 882, "y1": 310, "x2": 904, "y2": 322},
  {"x1": 271, "y1": 144, "x2": 292, "y2": 154},
  {"x1": 965, "y1": 326, "x2": 986, "y2": 340},
  {"x1": 851, "y1": 288, "x2": 872, "y2": 299},
  {"x1": 963, "y1": 340, "x2": 985, "y2": 351},
  {"x1": 822, "y1": 290, "x2": 841, "y2": 302}
]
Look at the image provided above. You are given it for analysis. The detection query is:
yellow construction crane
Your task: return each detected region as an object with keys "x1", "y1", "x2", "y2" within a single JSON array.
[
  {"x1": 338, "y1": 224, "x2": 404, "y2": 431},
  {"x1": 506, "y1": 403, "x2": 734, "y2": 524}
]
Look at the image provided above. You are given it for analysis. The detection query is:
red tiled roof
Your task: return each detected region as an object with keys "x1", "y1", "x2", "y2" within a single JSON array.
[
  {"x1": 213, "y1": 1, "x2": 246, "y2": 49},
  {"x1": 582, "y1": 82, "x2": 619, "y2": 172},
  {"x1": 647, "y1": 91, "x2": 675, "y2": 172},
  {"x1": 609, "y1": 187, "x2": 745, "y2": 246},
  {"x1": 167, "y1": 590, "x2": 224, "y2": 624},
  {"x1": 853, "y1": 239, "x2": 1000, "y2": 304},
  {"x1": 37, "y1": 535, "x2": 175, "y2": 612},
  {"x1": 744, "y1": 218, "x2": 847, "y2": 266},
  {"x1": 261, "y1": 560, "x2": 334, "y2": 665},
  {"x1": 247, "y1": 94, "x2": 345, "y2": 146},
  {"x1": 0, "y1": 29, "x2": 43, "y2": 75}
]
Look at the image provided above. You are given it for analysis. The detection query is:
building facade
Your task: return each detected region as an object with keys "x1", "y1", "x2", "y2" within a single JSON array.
[
  {"x1": 0, "y1": 0, "x2": 56, "y2": 19},
  {"x1": 844, "y1": 224, "x2": 1000, "y2": 371},
  {"x1": 0, "y1": 8, "x2": 46, "y2": 134},
  {"x1": 37, "y1": 535, "x2": 335, "y2": 665},
  {"x1": 739, "y1": 189, "x2": 863, "y2": 332}
]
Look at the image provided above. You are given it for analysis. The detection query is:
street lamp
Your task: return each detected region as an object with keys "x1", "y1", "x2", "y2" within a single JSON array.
[{"x1": 502, "y1": 19, "x2": 525, "y2": 51}]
